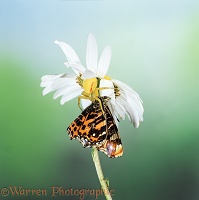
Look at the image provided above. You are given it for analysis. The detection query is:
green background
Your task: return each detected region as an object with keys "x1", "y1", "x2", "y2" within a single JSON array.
[{"x1": 1, "y1": 0, "x2": 199, "y2": 199}]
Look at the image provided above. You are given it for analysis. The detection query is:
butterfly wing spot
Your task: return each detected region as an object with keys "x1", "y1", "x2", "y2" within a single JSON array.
[
  {"x1": 79, "y1": 137, "x2": 91, "y2": 147},
  {"x1": 81, "y1": 125, "x2": 86, "y2": 130}
]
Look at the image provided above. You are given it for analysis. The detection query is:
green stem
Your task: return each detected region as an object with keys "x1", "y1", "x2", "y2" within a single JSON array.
[{"x1": 92, "y1": 147, "x2": 112, "y2": 200}]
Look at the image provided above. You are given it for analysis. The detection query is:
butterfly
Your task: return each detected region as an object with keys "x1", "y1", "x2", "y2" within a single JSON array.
[{"x1": 67, "y1": 96, "x2": 123, "y2": 158}]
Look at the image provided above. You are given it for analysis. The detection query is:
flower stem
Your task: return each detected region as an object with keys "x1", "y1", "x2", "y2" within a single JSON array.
[{"x1": 92, "y1": 147, "x2": 112, "y2": 200}]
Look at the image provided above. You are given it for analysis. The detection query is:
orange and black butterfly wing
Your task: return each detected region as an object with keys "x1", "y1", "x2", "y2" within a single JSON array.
[
  {"x1": 97, "y1": 98, "x2": 123, "y2": 158},
  {"x1": 67, "y1": 100, "x2": 107, "y2": 147},
  {"x1": 67, "y1": 96, "x2": 123, "y2": 158}
]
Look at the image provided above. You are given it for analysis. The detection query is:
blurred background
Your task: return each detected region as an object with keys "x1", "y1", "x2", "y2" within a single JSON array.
[{"x1": 0, "y1": 0, "x2": 199, "y2": 199}]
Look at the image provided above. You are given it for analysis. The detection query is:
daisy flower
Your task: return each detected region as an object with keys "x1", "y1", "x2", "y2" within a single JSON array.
[{"x1": 40, "y1": 33, "x2": 144, "y2": 128}]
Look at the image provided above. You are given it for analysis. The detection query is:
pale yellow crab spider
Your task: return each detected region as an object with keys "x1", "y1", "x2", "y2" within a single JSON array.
[{"x1": 76, "y1": 76, "x2": 113, "y2": 114}]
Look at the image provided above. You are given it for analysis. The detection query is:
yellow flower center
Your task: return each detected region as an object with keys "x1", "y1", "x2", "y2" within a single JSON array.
[{"x1": 83, "y1": 77, "x2": 98, "y2": 94}]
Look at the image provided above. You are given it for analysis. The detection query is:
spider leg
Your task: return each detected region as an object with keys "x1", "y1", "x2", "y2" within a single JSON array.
[
  {"x1": 95, "y1": 87, "x2": 113, "y2": 91},
  {"x1": 78, "y1": 94, "x2": 91, "y2": 111}
]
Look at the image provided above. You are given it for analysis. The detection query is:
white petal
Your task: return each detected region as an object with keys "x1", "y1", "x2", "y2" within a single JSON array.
[
  {"x1": 114, "y1": 97, "x2": 126, "y2": 120},
  {"x1": 41, "y1": 74, "x2": 76, "y2": 96},
  {"x1": 112, "y1": 79, "x2": 144, "y2": 123},
  {"x1": 118, "y1": 92, "x2": 142, "y2": 128},
  {"x1": 81, "y1": 70, "x2": 96, "y2": 79},
  {"x1": 41, "y1": 74, "x2": 66, "y2": 84},
  {"x1": 53, "y1": 84, "x2": 81, "y2": 99},
  {"x1": 124, "y1": 101, "x2": 140, "y2": 128},
  {"x1": 106, "y1": 101, "x2": 120, "y2": 128},
  {"x1": 55, "y1": 40, "x2": 81, "y2": 64},
  {"x1": 42, "y1": 77, "x2": 75, "y2": 90},
  {"x1": 99, "y1": 79, "x2": 115, "y2": 100},
  {"x1": 42, "y1": 80, "x2": 75, "y2": 96},
  {"x1": 125, "y1": 92, "x2": 144, "y2": 121},
  {"x1": 81, "y1": 99, "x2": 92, "y2": 110},
  {"x1": 119, "y1": 90, "x2": 143, "y2": 120},
  {"x1": 64, "y1": 62, "x2": 85, "y2": 75},
  {"x1": 112, "y1": 79, "x2": 143, "y2": 102},
  {"x1": 97, "y1": 45, "x2": 111, "y2": 78},
  {"x1": 86, "y1": 33, "x2": 98, "y2": 73},
  {"x1": 117, "y1": 96, "x2": 136, "y2": 126},
  {"x1": 60, "y1": 87, "x2": 83, "y2": 105}
]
